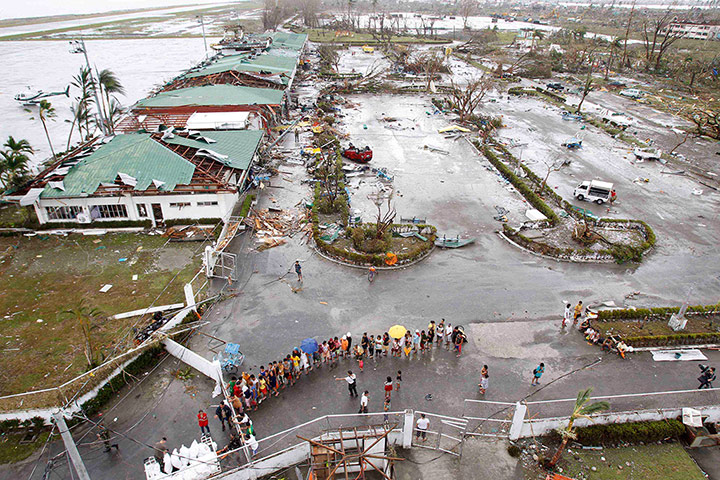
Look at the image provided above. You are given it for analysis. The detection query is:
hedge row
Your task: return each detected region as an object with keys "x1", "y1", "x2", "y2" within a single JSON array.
[
  {"x1": 33, "y1": 219, "x2": 153, "y2": 230},
  {"x1": 567, "y1": 419, "x2": 686, "y2": 446},
  {"x1": 480, "y1": 143, "x2": 560, "y2": 225},
  {"x1": 596, "y1": 303, "x2": 720, "y2": 320},
  {"x1": 624, "y1": 333, "x2": 720, "y2": 348}
]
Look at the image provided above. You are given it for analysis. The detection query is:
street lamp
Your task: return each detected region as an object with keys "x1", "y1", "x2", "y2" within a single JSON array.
[{"x1": 69, "y1": 39, "x2": 109, "y2": 136}]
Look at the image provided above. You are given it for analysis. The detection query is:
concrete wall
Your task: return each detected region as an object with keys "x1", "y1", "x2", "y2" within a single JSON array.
[
  {"x1": 35, "y1": 192, "x2": 238, "y2": 226},
  {"x1": 517, "y1": 405, "x2": 720, "y2": 439}
]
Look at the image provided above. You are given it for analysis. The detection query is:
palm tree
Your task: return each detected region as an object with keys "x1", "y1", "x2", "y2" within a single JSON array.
[
  {"x1": 72, "y1": 67, "x2": 95, "y2": 137},
  {"x1": 548, "y1": 387, "x2": 610, "y2": 468},
  {"x1": 531, "y1": 30, "x2": 545, "y2": 52},
  {"x1": 62, "y1": 300, "x2": 103, "y2": 370},
  {"x1": 0, "y1": 136, "x2": 34, "y2": 189},
  {"x1": 96, "y1": 69, "x2": 125, "y2": 133},
  {"x1": 26, "y1": 100, "x2": 57, "y2": 162}
]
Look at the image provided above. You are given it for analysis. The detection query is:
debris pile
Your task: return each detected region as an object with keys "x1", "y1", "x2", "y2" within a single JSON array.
[
  {"x1": 246, "y1": 208, "x2": 311, "y2": 250},
  {"x1": 162, "y1": 225, "x2": 216, "y2": 241}
]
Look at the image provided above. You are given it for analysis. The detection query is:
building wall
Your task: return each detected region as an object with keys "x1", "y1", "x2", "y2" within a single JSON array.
[{"x1": 34, "y1": 191, "x2": 239, "y2": 226}]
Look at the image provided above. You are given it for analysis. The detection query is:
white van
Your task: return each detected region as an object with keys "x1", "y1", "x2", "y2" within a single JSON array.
[{"x1": 573, "y1": 180, "x2": 616, "y2": 204}]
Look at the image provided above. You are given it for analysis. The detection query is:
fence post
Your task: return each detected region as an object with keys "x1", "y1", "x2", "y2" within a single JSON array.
[
  {"x1": 509, "y1": 402, "x2": 527, "y2": 441},
  {"x1": 402, "y1": 409, "x2": 414, "y2": 448}
]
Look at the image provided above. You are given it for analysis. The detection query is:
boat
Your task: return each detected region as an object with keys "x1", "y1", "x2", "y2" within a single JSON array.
[{"x1": 434, "y1": 235, "x2": 475, "y2": 248}]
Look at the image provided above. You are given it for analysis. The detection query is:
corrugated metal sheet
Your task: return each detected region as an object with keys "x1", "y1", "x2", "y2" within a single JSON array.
[
  {"x1": 41, "y1": 134, "x2": 195, "y2": 198},
  {"x1": 135, "y1": 85, "x2": 284, "y2": 108},
  {"x1": 164, "y1": 130, "x2": 264, "y2": 170}
]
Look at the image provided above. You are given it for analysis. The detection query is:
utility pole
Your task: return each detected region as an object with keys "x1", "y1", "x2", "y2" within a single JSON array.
[
  {"x1": 197, "y1": 15, "x2": 208, "y2": 56},
  {"x1": 52, "y1": 411, "x2": 91, "y2": 480},
  {"x1": 69, "y1": 39, "x2": 109, "y2": 135}
]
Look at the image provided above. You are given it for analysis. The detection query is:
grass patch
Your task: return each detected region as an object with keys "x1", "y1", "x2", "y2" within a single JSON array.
[
  {"x1": 597, "y1": 316, "x2": 720, "y2": 338},
  {"x1": 0, "y1": 204, "x2": 37, "y2": 228},
  {"x1": 300, "y1": 28, "x2": 448, "y2": 45},
  {"x1": 0, "y1": 431, "x2": 50, "y2": 464},
  {"x1": 558, "y1": 442, "x2": 705, "y2": 480},
  {"x1": 0, "y1": 233, "x2": 201, "y2": 395}
]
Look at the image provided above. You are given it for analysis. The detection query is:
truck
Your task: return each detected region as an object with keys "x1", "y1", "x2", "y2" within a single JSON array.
[{"x1": 573, "y1": 180, "x2": 616, "y2": 204}]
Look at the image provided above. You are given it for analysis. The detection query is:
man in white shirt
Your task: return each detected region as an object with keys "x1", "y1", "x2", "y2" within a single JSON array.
[
  {"x1": 336, "y1": 370, "x2": 358, "y2": 397},
  {"x1": 444, "y1": 323, "x2": 452, "y2": 350},
  {"x1": 359, "y1": 391, "x2": 369, "y2": 413},
  {"x1": 416, "y1": 414, "x2": 430, "y2": 441},
  {"x1": 245, "y1": 434, "x2": 259, "y2": 456}
]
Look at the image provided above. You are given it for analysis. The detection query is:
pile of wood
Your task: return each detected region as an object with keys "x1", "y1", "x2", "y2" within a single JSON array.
[
  {"x1": 163, "y1": 225, "x2": 216, "y2": 241},
  {"x1": 245, "y1": 208, "x2": 312, "y2": 251}
]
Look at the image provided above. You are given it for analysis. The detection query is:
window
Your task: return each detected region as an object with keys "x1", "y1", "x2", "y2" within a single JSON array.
[
  {"x1": 91, "y1": 204, "x2": 128, "y2": 219},
  {"x1": 137, "y1": 204, "x2": 148, "y2": 218},
  {"x1": 46, "y1": 206, "x2": 82, "y2": 220},
  {"x1": 170, "y1": 202, "x2": 191, "y2": 208},
  {"x1": 197, "y1": 201, "x2": 219, "y2": 207}
]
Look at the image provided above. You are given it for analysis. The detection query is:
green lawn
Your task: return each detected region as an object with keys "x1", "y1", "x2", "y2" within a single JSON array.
[
  {"x1": 0, "y1": 432, "x2": 49, "y2": 464},
  {"x1": 558, "y1": 443, "x2": 706, "y2": 480},
  {"x1": 0, "y1": 232, "x2": 202, "y2": 396}
]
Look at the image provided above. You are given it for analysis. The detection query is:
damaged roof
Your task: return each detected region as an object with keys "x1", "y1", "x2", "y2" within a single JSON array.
[
  {"x1": 164, "y1": 130, "x2": 263, "y2": 171},
  {"x1": 39, "y1": 130, "x2": 264, "y2": 198},
  {"x1": 269, "y1": 32, "x2": 308, "y2": 50},
  {"x1": 41, "y1": 134, "x2": 194, "y2": 198},
  {"x1": 135, "y1": 84, "x2": 284, "y2": 109},
  {"x1": 184, "y1": 51, "x2": 299, "y2": 83}
]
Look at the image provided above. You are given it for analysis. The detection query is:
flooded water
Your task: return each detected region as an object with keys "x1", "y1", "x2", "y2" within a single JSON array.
[{"x1": 0, "y1": 38, "x2": 217, "y2": 168}]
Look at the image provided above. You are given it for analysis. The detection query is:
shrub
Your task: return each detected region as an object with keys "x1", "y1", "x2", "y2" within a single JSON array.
[
  {"x1": 570, "y1": 419, "x2": 685, "y2": 445},
  {"x1": 36, "y1": 219, "x2": 153, "y2": 230},
  {"x1": 507, "y1": 444, "x2": 522, "y2": 457},
  {"x1": 164, "y1": 218, "x2": 222, "y2": 227}
]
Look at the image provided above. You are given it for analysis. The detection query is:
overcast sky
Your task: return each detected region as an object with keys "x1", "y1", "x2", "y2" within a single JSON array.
[{"x1": 1, "y1": 0, "x2": 232, "y2": 21}]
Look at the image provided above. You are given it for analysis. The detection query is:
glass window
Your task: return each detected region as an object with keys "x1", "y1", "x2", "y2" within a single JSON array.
[
  {"x1": 91, "y1": 204, "x2": 128, "y2": 219},
  {"x1": 46, "y1": 206, "x2": 82, "y2": 220}
]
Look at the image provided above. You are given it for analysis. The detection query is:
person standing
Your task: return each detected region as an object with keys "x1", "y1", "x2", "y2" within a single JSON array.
[
  {"x1": 97, "y1": 424, "x2": 118, "y2": 453},
  {"x1": 454, "y1": 329, "x2": 465, "y2": 357},
  {"x1": 415, "y1": 414, "x2": 430, "y2": 442},
  {"x1": 531, "y1": 363, "x2": 545, "y2": 386},
  {"x1": 294, "y1": 128, "x2": 300, "y2": 144},
  {"x1": 412, "y1": 330, "x2": 420, "y2": 352},
  {"x1": 437, "y1": 320, "x2": 445, "y2": 345},
  {"x1": 294, "y1": 260, "x2": 303, "y2": 282},
  {"x1": 154, "y1": 437, "x2": 169, "y2": 465},
  {"x1": 215, "y1": 402, "x2": 232, "y2": 432},
  {"x1": 384, "y1": 376, "x2": 393, "y2": 400},
  {"x1": 383, "y1": 397, "x2": 391, "y2": 423},
  {"x1": 428, "y1": 321, "x2": 436, "y2": 346},
  {"x1": 563, "y1": 303, "x2": 572, "y2": 328},
  {"x1": 198, "y1": 409, "x2": 210, "y2": 434},
  {"x1": 359, "y1": 391, "x2": 369, "y2": 413},
  {"x1": 346, "y1": 332, "x2": 353, "y2": 352},
  {"x1": 445, "y1": 322, "x2": 452, "y2": 350},
  {"x1": 337, "y1": 370, "x2": 358, "y2": 397},
  {"x1": 573, "y1": 301, "x2": 583, "y2": 326},
  {"x1": 361, "y1": 333, "x2": 370, "y2": 357},
  {"x1": 368, "y1": 335, "x2": 375, "y2": 357},
  {"x1": 478, "y1": 373, "x2": 489, "y2": 395}
]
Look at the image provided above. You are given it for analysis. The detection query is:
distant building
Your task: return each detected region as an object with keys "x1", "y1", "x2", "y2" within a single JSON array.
[{"x1": 661, "y1": 22, "x2": 720, "y2": 41}]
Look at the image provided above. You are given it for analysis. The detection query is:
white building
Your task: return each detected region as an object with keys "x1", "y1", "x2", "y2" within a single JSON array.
[
  {"x1": 661, "y1": 22, "x2": 720, "y2": 41},
  {"x1": 13, "y1": 129, "x2": 264, "y2": 227}
]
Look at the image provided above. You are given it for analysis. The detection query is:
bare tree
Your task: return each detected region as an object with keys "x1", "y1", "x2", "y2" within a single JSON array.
[
  {"x1": 262, "y1": 0, "x2": 287, "y2": 31},
  {"x1": 317, "y1": 45, "x2": 341, "y2": 73},
  {"x1": 576, "y1": 59, "x2": 595, "y2": 113},
  {"x1": 298, "y1": 0, "x2": 319, "y2": 28},
  {"x1": 416, "y1": 52, "x2": 446, "y2": 90},
  {"x1": 538, "y1": 155, "x2": 564, "y2": 194},
  {"x1": 621, "y1": 1, "x2": 636, "y2": 69},
  {"x1": 447, "y1": 76, "x2": 494, "y2": 122},
  {"x1": 370, "y1": 13, "x2": 398, "y2": 51},
  {"x1": 641, "y1": 10, "x2": 685, "y2": 71},
  {"x1": 368, "y1": 189, "x2": 396, "y2": 240},
  {"x1": 459, "y1": 0, "x2": 478, "y2": 30}
]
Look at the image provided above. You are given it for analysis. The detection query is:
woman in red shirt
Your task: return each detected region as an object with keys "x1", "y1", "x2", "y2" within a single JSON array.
[{"x1": 198, "y1": 409, "x2": 210, "y2": 434}]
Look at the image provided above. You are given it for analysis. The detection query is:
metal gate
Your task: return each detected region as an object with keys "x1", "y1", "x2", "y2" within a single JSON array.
[
  {"x1": 413, "y1": 411, "x2": 468, "y2": 457},
  {"x1": 205, "y1": 246, "x2": 238, "y2": 281}
]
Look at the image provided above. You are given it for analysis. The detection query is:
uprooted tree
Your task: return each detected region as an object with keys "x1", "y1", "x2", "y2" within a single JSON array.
[
  {"x1": 689, "y1": 108, "x2": 720, "y2": 140},
  {"x1": 447, "y1": 76, "x2": 494, "y2": 122}
]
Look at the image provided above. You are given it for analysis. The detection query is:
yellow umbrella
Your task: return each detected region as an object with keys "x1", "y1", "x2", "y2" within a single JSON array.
[{"x1": 388, "y1": 325, "x2": 407, "y2": 339}]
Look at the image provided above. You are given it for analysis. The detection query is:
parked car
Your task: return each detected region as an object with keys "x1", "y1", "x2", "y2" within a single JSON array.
[
  {"x1": 620, "y1": 88, "x2": 644, "y2": 99},
  {"x1": 573, "y1": 180, "x2": 616, "y2": 204},
  {"x1": 546, "y1": 82, "x2": 564, "y2": 91}
]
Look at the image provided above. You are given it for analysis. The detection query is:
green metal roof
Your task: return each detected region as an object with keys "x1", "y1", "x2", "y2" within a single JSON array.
[
  {"x1": 185, "y1": 51, "x2": 298, "y2": 83},
  {"x1": 135, "y1": 84, "x2": 284, "y2": 109},
  {"x1": 41, "y1": 134, "x2": 195, "y2": 198},
  {"x1": 164, "y1": 130, "x2": 264, "y2": 171},
  {"x1": 270, "y1": 32, "x2": 308, "y2": 50}
]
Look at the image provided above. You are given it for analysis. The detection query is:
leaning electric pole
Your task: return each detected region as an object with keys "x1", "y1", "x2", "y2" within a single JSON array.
[{"x1": 52, "y1": 411, "x2": 91, "y2": 480}]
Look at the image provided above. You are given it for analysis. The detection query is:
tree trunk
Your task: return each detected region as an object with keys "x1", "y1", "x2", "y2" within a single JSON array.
[
  {"x1": 549, "y1": 437, "x2": 569, "y2": 467},
  {"x1": 40, "y1": 116, "x2": 57, "y2": 161}
]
